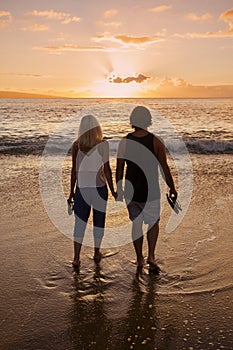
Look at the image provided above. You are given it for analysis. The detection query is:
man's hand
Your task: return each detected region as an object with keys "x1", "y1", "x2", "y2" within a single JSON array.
[
  {"x1": 169, "y1": 188, "x2": 177, "y2": 201},
  {"x1": 116, "y1": 189, "x2": 124, "y2": 202}
]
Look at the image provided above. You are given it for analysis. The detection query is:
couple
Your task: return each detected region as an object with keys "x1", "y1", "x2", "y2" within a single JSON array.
[{"x1": 68, "y1": 106, "x2": 177, "y2": 273}]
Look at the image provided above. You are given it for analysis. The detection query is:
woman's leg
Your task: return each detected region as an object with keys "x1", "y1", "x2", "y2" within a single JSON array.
[
  {"x1": 73, "y1": 187, "x2": 91, "y2": 265},
  {"x1": 92, "y1": 186, "x2": 108, "y2": 261},
  {"x1": 73, "y1": 215, "x2": 88, "y2": 265},
  {"x1": 73, "y1": 241, "x2": 82, "y2": 267}
]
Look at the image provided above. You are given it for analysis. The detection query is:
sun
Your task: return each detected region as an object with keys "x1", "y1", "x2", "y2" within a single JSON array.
[
  {"x1": 93, "y1": 78, "x2": 143, "y2": 98},
  {"x1": 91, "y1": 55, "x2": 146, "y2": 97}
]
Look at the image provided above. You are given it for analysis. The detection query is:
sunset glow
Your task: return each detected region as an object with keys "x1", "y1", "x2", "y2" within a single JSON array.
[
  {"x1": 0, "y1": 1, "x2": 233, "y2": 98},
  {"x1": 93, "y1": 78, "x2": 144, "y2": 98}
]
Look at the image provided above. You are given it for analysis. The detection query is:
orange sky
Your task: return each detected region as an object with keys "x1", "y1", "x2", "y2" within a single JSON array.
[{"x1": 0, "y1": 1, "x2": 233, "y2": 98}]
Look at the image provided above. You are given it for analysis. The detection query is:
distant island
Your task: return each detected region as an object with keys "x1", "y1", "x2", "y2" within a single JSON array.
[
  {"x1": 1, "y1": 89, "x2": 233, "y2": 99},
  {"x1": 0, "y1": 91, "x2": 66, "y2": 99}
]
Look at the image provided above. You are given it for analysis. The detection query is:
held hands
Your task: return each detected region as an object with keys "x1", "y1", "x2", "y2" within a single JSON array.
[
  {"x1": 116, "y1": 180, "x2": 124, "y2": 201},
  {"x1": 115, "y1": 189, "x2": 124, "y2": 202},
  {"x1": 111, "y1": 190, "x2": 118, "y2": 200}
]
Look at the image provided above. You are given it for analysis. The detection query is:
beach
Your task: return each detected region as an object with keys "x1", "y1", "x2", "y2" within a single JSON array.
[
  {"x1": 1, "y1": 0, "x2": 233, "y2": 346},
  {"x1": 0, "y1": 151, "x2": 232, "y2": 350}
]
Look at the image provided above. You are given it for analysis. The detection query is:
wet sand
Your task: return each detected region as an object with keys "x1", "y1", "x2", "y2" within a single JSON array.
[{"x1": 0, "y1": 154, "x2": 233, "y2": 350}]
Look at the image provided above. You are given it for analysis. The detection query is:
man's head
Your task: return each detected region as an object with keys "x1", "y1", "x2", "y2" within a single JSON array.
[{"x1": 130, "y1": 106, "x2": 152, "y2": 130}]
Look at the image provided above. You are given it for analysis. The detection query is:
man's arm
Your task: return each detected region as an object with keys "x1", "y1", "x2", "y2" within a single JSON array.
[
  {"x1": 101, "y1": 141, "x2": 117, "y2": 199},
  {"x1": 154, "y1": 137, "x2": 177, "y2": 199}
]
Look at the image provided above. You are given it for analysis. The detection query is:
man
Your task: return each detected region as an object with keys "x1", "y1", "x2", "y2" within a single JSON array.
[{"x1": 116, "y1": 106, "x2": 177, "y2": 273}]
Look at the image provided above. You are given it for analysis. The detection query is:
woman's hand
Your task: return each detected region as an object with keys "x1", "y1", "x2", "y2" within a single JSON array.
[
  {"x1": 68, "y1": 192, "x2": 75, "y2": 202},
  {"x1": 115, "y1": 188, "x2": 124, "y2": 202},
  {"x1": 111, "y1": 190, "x2": 118, "y2": 200}
]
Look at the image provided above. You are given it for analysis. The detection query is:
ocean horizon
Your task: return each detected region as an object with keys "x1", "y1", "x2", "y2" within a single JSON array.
[{"x1": 1, "y1": 97, "x2": 233, "y2": 155}]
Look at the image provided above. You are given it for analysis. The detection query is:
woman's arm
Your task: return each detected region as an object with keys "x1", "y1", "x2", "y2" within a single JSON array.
[
  {"x1": 68, "y1": 141, "x2": 78, "y2": 201},
  {"x1": 104, "y1": 162, "x2": 117, "y2": 199},
  {"x1": 102, "y1": 141, "x2": 117, "y2": 199}
]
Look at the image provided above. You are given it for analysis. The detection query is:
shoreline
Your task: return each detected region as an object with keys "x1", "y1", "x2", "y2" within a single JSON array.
[{"x1": 0, "y1": 153, "x2": 232, "y2": 349}]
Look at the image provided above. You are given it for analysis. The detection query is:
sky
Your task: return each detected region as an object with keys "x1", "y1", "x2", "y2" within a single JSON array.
[{"x1": 0, "y1": 0, "x2": 233, "y2": 98}]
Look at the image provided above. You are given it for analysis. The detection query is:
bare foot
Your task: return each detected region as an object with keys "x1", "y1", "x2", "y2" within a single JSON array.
[
  {"x1": 94, "y1": 252, "x2": 103, "y2": 264},
  {"x1": 137, "y1": 257, "x2": 145, "y2": 267},
  {"x1": 72, "y1": 260, "x2": 80, "y2": 268},
  {"x1": 147, "y1": 259, "x2": 160, "y2": 273}
]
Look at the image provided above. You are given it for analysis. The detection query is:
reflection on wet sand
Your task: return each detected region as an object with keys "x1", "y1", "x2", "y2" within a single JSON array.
[
  {"x1": 70, "y1": 265, "x2": 112, "y2": 349},
  {"x1": 70, "y1": 267, "x2": 178, "y2": 350}
]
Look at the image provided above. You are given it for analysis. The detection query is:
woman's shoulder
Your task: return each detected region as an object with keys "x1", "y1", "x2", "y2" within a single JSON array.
[
  {"x1": 72, "y1": 140, "x2": 80, "y2": 155},
  {"x1": 98, "y1": 139, "x2": 109, "y2": 148},
  {"x1": 73, "y1": 139, "x2": 79, "y2": 147},
  {"x1": 97, "y1": 140, "x2": 109, "y2": 159}
]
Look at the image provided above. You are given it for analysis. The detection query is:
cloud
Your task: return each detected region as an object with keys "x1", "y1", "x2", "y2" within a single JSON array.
[
  {"x1": 149, "y1": 5, "x2": 172, "y2": 13},
  {"x1": 175, "y1": 27, "x2": 233, "y2": 39},
  {"x1": 22, "y1": 24, "x2": 49, "y2": 31},
  {"x1": 26, "y1": 9, "x2": 81, "y2": 24},
  {"x1": 34, "y1": 44, "x2": 110, "y2": 52},
  {"x1": 15, "y1": 73, "x2": 45, "y2": 77},
  {"x1": 115, "y1": 35, "x2": 161, "y2": 44},
  {"x1": 219, "y1": 8, "x2": 233, "y2": 20},
  {"x1": 186, "y1": 12, "x2": 212, "y2": 21},
  {"x1": 141, "y1": 77, "x2": 233, "y2": 98},
  {"x1": 0, "y1": 72, "x2": 47, "y2": 77},
  {"x1": 176, "y1": 8, "x2": 233, "y2": 38},
  {"x1": 94, "y1": 33, "x2": 164, "y2": 47},
  {"x1": 104, "y1": 9, "x2": 118, "y2": 18},
  {"x1": 0, "y1": 10, "x2": 12, "y2": 28},
  {"x1": 109, "y1": 73, "x2": 150, "y2": 84},
  {"x1": 97, "y1": 20, "x2": 122, "y2": 28},
  {"x1": 98, "y1": 9, "x2": 121, "y2": 28}
]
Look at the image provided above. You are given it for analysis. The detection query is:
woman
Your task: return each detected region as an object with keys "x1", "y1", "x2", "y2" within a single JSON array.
[{"x1": 68, "y1": 115, "x2": 117, "y2": 268}]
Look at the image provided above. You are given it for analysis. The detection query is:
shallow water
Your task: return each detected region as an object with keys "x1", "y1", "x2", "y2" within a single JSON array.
[{"x1": 0, "y1": 154, "x2": 232, "y2": 349}]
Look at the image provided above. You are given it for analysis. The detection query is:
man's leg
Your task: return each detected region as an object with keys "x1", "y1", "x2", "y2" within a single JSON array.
[
  {"x1": 132, "y1": 220, "x2": 144, "y2": 266},
  {"x1": 147, "y1": 221, "x2": 159, "y2": 264}
]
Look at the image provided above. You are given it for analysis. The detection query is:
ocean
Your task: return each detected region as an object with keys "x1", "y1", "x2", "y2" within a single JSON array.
[
  {"x1": 0, "y1": 98, "x2": 232, "y2": 350},
  {"x1": 1, "y1": 98, "x2": 232, "y2": 155}
]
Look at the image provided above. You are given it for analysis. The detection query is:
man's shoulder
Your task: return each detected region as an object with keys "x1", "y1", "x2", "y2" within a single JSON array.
[
  {"x1": 152, "y1": 134, "x2": 165, "y2": 155},
  {"x1": 152, "y1": 133, "x2": 163, "y2": 144}
]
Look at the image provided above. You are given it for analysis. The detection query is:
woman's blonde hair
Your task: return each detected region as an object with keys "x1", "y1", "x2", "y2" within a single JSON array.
[{"x1": 78, "y1": 115, "x2": 103, "y2": 152}]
